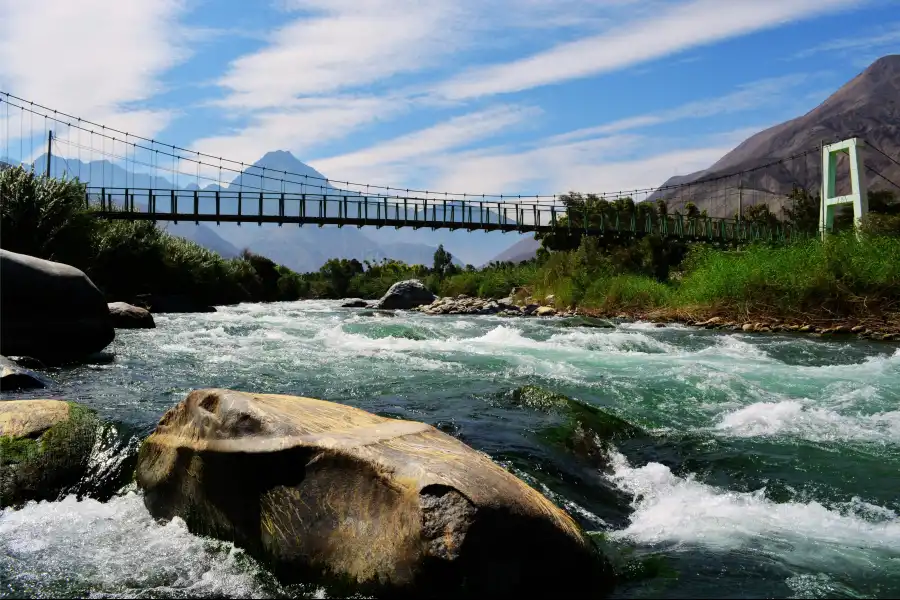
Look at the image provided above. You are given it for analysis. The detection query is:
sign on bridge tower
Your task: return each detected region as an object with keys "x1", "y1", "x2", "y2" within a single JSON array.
[{"x1": 820, "y1": 138, "x2": 868, "y2": 239}]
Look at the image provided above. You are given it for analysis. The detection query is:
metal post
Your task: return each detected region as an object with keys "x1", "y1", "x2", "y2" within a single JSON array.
[{"x1": 45, "y1": 130, "x2": 52, "y2": 177}]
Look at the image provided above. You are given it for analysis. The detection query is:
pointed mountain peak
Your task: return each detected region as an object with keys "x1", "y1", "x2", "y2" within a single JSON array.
[{"x1": 251, "y1": 150, "x2": 326, "y2": 179}]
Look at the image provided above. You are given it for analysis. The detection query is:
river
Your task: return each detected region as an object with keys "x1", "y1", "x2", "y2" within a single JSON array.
[{"x1": 1, "y1": 300, "x2": 898, "y2": 598}]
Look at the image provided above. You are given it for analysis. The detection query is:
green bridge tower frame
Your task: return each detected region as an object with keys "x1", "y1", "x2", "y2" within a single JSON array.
[{"x1": 820, "y1": 137, "x2": 868, "y2": 239}]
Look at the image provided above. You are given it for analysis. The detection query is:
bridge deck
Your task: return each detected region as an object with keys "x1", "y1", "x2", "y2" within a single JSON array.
[{"x1": 86, "y1": 187, "x2": 801, "y2": 243}]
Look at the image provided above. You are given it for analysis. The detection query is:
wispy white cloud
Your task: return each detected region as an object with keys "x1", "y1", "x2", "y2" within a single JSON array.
[
  {"x1": 311, "y1": 105, "x2": 542, "y2": 185},
  {"x1": 189, "y1": 95, "x2": 409, "y2": 165},
  {"x1": 422, "y1": 133, "x2": 742, "y2": 198},
  {"x1": 196, "y1": 0, "x2": 658, "y2": 161},
  {"x1": 791, "y1": 21, "x2": 900, "y2": 59},
  {"x1": 546, "y1": 73, "x2": 820, "y2": 144},
  {"x1": 0, "y1": 0, "x2": 190, "y2": 138},
  {"x1": 213, "y1": 0, "x2": 466, "y2": 111},
  {"x1": 431, "y1": 0, "x2": 867, "y2": 100}
]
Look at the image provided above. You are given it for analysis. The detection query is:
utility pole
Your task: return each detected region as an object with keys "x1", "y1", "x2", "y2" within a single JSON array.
[
  {"x1": 45, "y1": 130, "x2": 53, "y2": 177},
  {"x1": 738, "y1": 179, "x2": 743, "y2": 222}
]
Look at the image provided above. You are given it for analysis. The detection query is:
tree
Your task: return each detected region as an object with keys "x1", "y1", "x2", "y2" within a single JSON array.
[
  {"x1": 433, "y1": 244, "x2": 453, "y2": 279},
  {"x1": 318, "y1": 258, "x2": 364, "y2": 298},
  {"x1": 684, "y1": 202, "x2": 700, "y2": 219},
  {"x1": 744, "y1": 203, "x2": 779, "y2": 228},
  {"x1": 656, "y1": 199, "x2": 668, "y2": 217},
  {"x1": 783, "y1": 186, "x2": 820, "y2": 233}
]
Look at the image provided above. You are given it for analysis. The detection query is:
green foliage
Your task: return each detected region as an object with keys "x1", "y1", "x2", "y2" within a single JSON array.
[
  {"x1": 674, "y1": 233, "x2": 900, "y2": 316},
  {"x1": 0, "y1": 166, "x2": 304, "y2": 306},
  {"x1": 432, "y1": 244, "x2": 454, "y2": 279},
  {"x1": 0, "y1": 165, "x2": 96, "y2": 266}
]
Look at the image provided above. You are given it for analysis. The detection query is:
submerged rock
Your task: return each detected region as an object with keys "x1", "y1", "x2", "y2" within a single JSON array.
[
  {"x1": 0, "y1": 355, "x2": 52, "y2": 391},
  {"x1": 0, "y1": 399, "x2": 100, "y2": 508},
  {"x1": 374, "y1": 279, "x2": 437, "y2": 310},
  {"x1": 137, "y1": 389, "x2": 612, "y2": 597},
  {"x1": 559, "y1": 316, "x2": 615, "y2": 329},
  {"x1": 340, "y1": 299, "x2": 370, "y2": 308},
  {"x1": 108, "y1": 302, "x2": 156, "y2": 329},
  {"x1": 509, "y1": 386, "x2": 644, "y2": 464},
  {"x1": 0, "y1": 249, "x2": 115, "y2": 362},
  {"x1": 132, "y1": 294, "x2": 216, "y2": 314}
]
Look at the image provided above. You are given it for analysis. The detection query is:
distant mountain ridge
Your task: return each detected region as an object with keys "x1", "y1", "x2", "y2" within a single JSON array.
[{"x1": 651, "y1": 54, "x2": 900, "y2": 217}]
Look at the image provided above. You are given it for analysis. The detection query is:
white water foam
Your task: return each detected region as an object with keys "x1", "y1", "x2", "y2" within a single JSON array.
[
  {"x1": 0, "y1": 493, "x2": 284, "y2": 598},
  {"x1": 605, "y1": 451, "x2": 900, "y2": 574},
  {"x1": 714, "y1": 399, "x2": 900, "y2": 444}
]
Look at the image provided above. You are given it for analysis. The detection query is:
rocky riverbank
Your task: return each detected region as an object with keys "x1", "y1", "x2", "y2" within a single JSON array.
[{"x1": 401, "y1": 289, "x2": 900, "y2": 341}]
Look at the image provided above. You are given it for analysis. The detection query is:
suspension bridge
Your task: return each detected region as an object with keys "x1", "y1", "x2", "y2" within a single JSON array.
[{"x1": 2, "y1": 90, "x2": 897, "y2": 244}]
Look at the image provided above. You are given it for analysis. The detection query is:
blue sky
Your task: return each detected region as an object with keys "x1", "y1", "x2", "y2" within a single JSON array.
[{"x1": 1, "y1": 0, "x2": 899, "y2": 197}]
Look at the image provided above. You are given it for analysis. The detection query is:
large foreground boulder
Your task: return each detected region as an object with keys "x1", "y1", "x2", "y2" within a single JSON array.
[
  {"x1": 137, "y1": 389, "x2": 611, "y2": 598},
  {"x1": 374, "y1": 279, "x2": 436, "y2": 310},
  {"x1": 108, "y1": 302, "x2": 156, "y2": 329},
  {"x1": 0, "y1": 399, "x2": 100, "y2": 508},
  {"x1": 0, "y1": 250, "x2": 114, "y2": 362}
]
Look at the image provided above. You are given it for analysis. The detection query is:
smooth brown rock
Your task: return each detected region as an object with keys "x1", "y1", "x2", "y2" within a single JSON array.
[
  {"x1": 0, "y1": 399, "x2": 100, "y2": 508},
  {"x1": 108, "y1": 302, "x2": 156, "y2": 329},
  {"x1": 535, "y1": 306, "x2": 557, "y2": 317},
  {"x1": 0, "y1": 399, "x2": 70, "y2": 439},
  {"x1": 742, "y1": 323, "x2": 755, "y2": 332},
  {"x1": 136, "y1": 389, "x2": 609, "y2": 597}
]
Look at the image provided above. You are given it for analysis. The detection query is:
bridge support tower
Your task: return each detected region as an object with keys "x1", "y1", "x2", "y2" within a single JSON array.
[{"x1": 820, "y1": 137, "x2": 867, "y2": 240}]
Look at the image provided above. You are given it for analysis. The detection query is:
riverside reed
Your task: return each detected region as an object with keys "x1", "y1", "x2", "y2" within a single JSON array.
[{"x1": 2, "y1": 166, "x2": 898, "y2": 330}]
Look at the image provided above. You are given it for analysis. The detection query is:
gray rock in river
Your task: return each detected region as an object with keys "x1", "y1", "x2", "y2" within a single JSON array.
[
  {"x1": 373, "y1": 279, "x2": 436, "y2": 310},
  {"x1": 108, "y1": 302, "x2": 156, "y2": 329},
  {"x1": 136, "y1": 389, "x2": 613, "y2": 597},
  {"x1": 0, "y1": 355, "x2": 52, "y2": 391},
  {"x1": 131, "y1": 294, "x2": 216, "y2": 314},
  {"x1": 414, "y1": 295, "x2": 521, "y2": 316},
  {"x1": 340, "y1": 299, "x2": 370, "y2": 308},
  {"x1": 0, "y1": 249, "x2": 114, "y2": 362}
]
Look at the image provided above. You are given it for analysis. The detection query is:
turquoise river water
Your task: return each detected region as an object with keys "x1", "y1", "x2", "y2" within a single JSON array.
[{"x1": 1, "y1": 300, "x2": 898, "y2": 598}]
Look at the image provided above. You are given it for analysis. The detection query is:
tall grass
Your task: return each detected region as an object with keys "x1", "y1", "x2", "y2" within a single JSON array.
[
  {"x1": 674, "y1": 235, "x2": 900, "y2": 317},
  {"x1": 434, "y1": 233, "x2": 900, "y2": 321}
]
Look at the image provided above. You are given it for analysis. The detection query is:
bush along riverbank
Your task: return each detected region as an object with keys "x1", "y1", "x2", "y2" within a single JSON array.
[{"x1": 0, "y1": 167, "x2": 308, "y2": 311}]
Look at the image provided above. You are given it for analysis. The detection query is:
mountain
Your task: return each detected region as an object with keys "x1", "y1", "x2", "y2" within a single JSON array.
[
  {"x1": 488, "y1": 236, "x2": 542, "y2": 265},
  {"x1": 652, "y1": 55, "x2": 900, "y2": 217}
]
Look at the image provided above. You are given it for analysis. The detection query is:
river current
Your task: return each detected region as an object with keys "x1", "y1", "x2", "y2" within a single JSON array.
[{"x1": 1, "y1": 300, "x2": 898, "y2": 598}]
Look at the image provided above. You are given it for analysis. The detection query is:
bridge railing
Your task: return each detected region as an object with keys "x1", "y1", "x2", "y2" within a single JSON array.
[{"x1": 84, "y1": 186, "x2": 806, "y2": 243}]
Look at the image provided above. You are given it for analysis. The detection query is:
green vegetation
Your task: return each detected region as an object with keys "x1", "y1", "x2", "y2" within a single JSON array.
[
  {"x1": 1, "y1": 166, "x2": 306, "y2": 305},
  {"x1": 3, "y1": 165, "x2": 899, "y2": 325}
]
